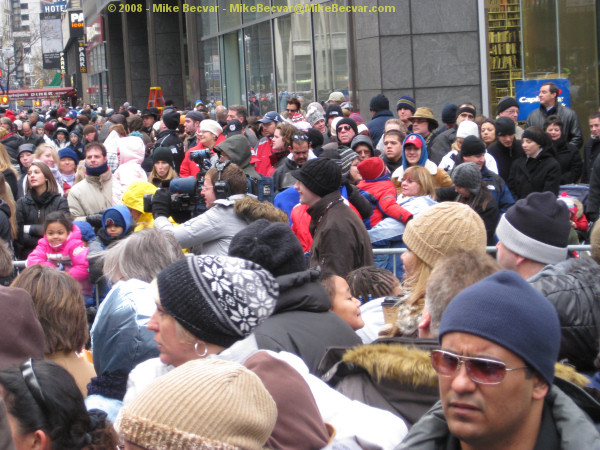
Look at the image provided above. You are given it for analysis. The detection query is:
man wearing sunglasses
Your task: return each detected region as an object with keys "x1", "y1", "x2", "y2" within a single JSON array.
[
  {"x1": 401, "y1": 270, "x2": 600, "y2": 449},
  {"x1": 335, "y1": 118, "x2": 358, "y2": 147},
  {"x1": 273, "y1": 132, "x2": 312, "y2": 193}
]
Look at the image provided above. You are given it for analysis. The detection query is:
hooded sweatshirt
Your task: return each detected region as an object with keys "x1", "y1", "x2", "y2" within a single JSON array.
[
  {"x1": 215, "y1": 135, "x2": 261, "y2": 179},
  {"x1": 112, "y1": 136, "x2": 148, "y2": 204}
]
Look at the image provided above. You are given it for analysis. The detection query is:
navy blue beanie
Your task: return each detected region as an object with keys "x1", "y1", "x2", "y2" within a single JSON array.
[
  {"x1": 441, "y1": 103, "x2": 458, "y2": 124},
  {"x1": 369, "y1": 94, "x2": 389, "y2": 112},
  {"x1": 439, "y1": 270, "x2": 560, "y2": 386}
]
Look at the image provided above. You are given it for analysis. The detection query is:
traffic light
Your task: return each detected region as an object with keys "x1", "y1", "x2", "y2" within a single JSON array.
[{"x1": 0, "y1": 95, "x2": 8, "y2": 104}]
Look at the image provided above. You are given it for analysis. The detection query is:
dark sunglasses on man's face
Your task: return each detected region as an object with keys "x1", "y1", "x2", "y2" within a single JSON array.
[
  {"x1": 286, "y1": 108, "x2": 298, "y2": 113},
  {"x1": 337, "y1": 125, "x2": 353, "y2": 132},
  {"x1": 430, "y1": 349, "x2": 529, "y2": 385}
]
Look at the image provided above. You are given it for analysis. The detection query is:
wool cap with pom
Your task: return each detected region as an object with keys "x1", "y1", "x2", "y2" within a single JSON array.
[
  {"x1": 115, "y1": 359, "x2": 277, "y2": 450},
  {"x1": 157, "y1": 255, "x2": 278, "y2": 348},
  {"x1": 403, "y1": 202, "x2": 487, "y2": 268},
  {"x1": 357, "y1": 157, "x2": 387, "y2": 180},
  {"x1": 228, "y1": 219, "x2": 306, "y2": 277},
  {"x1": 496, "y1": 191, "x2": 570, "y2": 264},
  {"x1": 291, "y1": 157, "x2": 341, "y2": 197},
  {"x1": 439, "y1": 270, "x2": 560, "y2": 386}
]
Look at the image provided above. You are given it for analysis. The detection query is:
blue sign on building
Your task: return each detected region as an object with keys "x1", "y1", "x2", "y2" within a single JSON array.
[
  {"x1": 41, "y1": 0, "x2": 69, "y2": 13},
  {"x1": 515, "y1": 78, "x2": 571, "y2": 121}
]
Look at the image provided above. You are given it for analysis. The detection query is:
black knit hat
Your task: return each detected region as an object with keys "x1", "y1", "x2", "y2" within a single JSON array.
[
  {"x1": 161, "y1": 108, "x2": 180, "y2": 130},
  {"x1": 157, "y1": 255, "x2": 278, "y2": 348},
  {"x1": 152, "y1": 146, "x2": 174, "y2": 165},
  {"x1": 369, "y1": 94, "x2": 389, "y2": 112},
  {"x1": 497, "y1": 96, "x2": 519, "y2": 115},
  {"x1": 494, "y1": 116, "x2": 516, "y2": 136},
  {"x1": 441, "y1": 103, "x2": 458, "y2": 124},
  {"x1": 461, "y1": 136, "x2": 486, "y2": 157},
  {"x1": 307, "y1": 128, "x2": 324, "y2": 148},
  {"x1": 335, "y1": 118, "x2": 358, "y2": 136},
  {"x1": 496, "y1": 191, "x2": 570, "y2": 264},
  {"x1": 291, "y1": 158, "x2": 341, "y2": 197},
  {"x1": 451, "y1": 162, "x2": 481, "y2": 196},
  {"x1": 228, "y1": 219, "x2": 306, "y2": 277}
]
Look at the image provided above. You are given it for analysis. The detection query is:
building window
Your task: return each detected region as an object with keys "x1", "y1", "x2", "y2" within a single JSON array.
[
  {"x1": 203, "y1": 38, "x2": 222, "y2": 104},
  {"x1": 274, "y1": 12, "x2": 313, "y2": 111},
  {"x1": 314, "y1": 0, "x2": 349, "y2": 103},
  {"x1": 20, "y1": 3, "x2": 27, "y2": 9},
  {"x1": 21, "y1": 14, "x2": 29, "y2": 21},
  {"x1": 244, "y1": 22, "x2": 274, "y2": 115}
]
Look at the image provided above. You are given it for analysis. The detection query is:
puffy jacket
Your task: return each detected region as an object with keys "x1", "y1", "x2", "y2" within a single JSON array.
[
  {"x1": 112, "y1": 136, "x2": 148, "y2": 204},
  {"x1": 16, "y1": 190, "x2": 69, "y2": 259},
  {"x1": 253, "y1": 268, "x2": 362, "y2": 375},
  {"x1": 358, "y1": 176, "x2": 412, "y2": 229},
  {"x1": 26, "y1": 225, "x2": 91, "y2": 294},
  {"x1": 67, "y1": 170, "x2": 113, "y2": 220},
  {"x1": 254, "y1": 136, "x2": 280, "y2": 177},
  {"x1": 307, "y1": 191, "x2": 374, "y2": 278},
  {"x1": 322, "y1": 338, "x2": 440, "y2": 426},
  {"x1": 121, "y1": 181, "x2": 157, "y2": 231},
  {"x1": 551, "y1": 137, "x2": 583, "y2": 184},
  {"x1": 527, "y1": 102, "x2": 583, "y2": 149},
  {"x1": 154, "y1": 129, "x2": 184, "y2": 173},
  {"x1": 87, "y1": 279, "x2": 159, "y2": 422},
  {"x1": 528, "y1": 256, "x2": 600, "y2": 373},
  {"x1": 507, "y1": 147, "x2": 561, "y2": 200}
]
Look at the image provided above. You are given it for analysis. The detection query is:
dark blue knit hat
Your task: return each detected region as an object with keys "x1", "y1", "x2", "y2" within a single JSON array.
[
  {"x1": 396, "y1": 95, "x2": 416, "y2": 113},
  {"x1": 439, "y1": 270, "x2": 560, "y2": 386},
  {"x1": 441, "y1": 103, "x2": 458, "y2": 125}
]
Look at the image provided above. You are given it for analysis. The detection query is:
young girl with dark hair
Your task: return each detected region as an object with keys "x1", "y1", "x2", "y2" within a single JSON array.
[{"x1": 26, "y1": 211, "x2": 91, "y2": 297}]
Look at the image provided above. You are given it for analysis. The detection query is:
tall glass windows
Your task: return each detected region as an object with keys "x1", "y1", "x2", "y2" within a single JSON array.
[{"x1": 244, "y1": 22, "x2": 275, "y2": 115}]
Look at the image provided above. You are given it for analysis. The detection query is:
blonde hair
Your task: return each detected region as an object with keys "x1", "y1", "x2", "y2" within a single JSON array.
[
  {"x1": 34, "y1": 143, "x2": 59, "y2": 167},
  {"x1": 402, "y1": 166, "x2": 435, "y2": 197},
  {"x1": 148, "y1": 165, "x2": 177, "y2": 186},
  {"x1": 0, "y1": 144, "x2": 16, "y2": 176}
]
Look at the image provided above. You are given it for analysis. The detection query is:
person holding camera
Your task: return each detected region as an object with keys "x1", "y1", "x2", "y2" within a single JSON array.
[{"x1": 151, "y1": 162, "x2": 252, "y2": 255}]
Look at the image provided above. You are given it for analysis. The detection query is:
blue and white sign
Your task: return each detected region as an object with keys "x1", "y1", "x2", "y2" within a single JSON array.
[{"x1": 515, "y1": 78, "x2": 570, "y2": 121}]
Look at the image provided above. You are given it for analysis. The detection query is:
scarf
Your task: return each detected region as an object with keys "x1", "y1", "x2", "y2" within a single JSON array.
[{"x1": 85, "y1": 161, "x2": 109, "y2": 176}]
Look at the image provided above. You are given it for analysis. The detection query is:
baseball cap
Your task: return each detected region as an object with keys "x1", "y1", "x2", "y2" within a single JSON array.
[
  {"x1": 328, "y1": 92, "x2": 345, "y2": 102},
  {"x1": 404, "y1": 134, "x2": 423, "y2": 148},
  {"x1": 65, "y1": 110, "x2": 78, "y2": 120},
  {"x1": 225, "y1": 119, "x2": 243, "y2": 136},
  {"x1": 258, "y1": 111, "x2": 283, "y2": 124}
]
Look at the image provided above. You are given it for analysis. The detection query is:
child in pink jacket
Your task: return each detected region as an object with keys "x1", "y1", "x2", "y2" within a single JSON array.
[
  {"x1": 26, "y1": 211, "x2": 91, "y2": 296},
  {"x1": 112, "y1": 135, "x2": 148, "y2": 204}
]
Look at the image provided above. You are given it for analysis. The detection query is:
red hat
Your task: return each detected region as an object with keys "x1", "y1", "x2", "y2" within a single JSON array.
[
  {"x1": 57, "y1": 107, "x2": 67, "y2": 117},
  {"x1": 357, "y1": 157, "x2": 387, "y2": 180},
  {"x1": 404, "y1": 134, "x2": 423, "y2": 149},
  {"x1": 4, "y1": 110, "x2": 15, "y2": 122},
  {"x1": 44, "y1": 122, "x2": 55, "y2": 132}
]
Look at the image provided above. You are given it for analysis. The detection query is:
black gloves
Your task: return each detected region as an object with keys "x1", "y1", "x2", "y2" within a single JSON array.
[
  {"x1": 152, "y1": 188, "x2": 171, "y2": 219},
  {"x1": 86, "y1": 214, "x2": 103, "y2": 229}
]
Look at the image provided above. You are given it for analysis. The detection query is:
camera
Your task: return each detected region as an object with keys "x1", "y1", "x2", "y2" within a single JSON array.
[
  {"x1": 189, "y1": 148, "x2": 212, "y2": 164},
  {"x1": 143, "y1": 177, "x2": 207, "y2": 220}
]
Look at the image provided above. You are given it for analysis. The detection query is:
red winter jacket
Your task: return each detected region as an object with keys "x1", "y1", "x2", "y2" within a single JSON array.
[
  {"x1": 179, "y1": 134, "x2": 226, "y2": 178},
  {"x1": 357, "y1": 176, "x2": 412, "y2": 229}
]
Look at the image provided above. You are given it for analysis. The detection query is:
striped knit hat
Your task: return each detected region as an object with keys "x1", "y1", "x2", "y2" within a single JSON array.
[{"x1": 115, "y1": 359, "x2": 277, "y2": 449}]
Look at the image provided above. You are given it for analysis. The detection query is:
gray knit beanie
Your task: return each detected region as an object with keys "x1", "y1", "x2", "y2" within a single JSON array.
[{"x1": 451, "y1": 162, "x2": 481, "y2": 196}]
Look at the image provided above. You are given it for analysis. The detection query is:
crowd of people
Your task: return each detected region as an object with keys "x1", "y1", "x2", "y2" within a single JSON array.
[{"x1": 0, "y1": 85, "x2": 599, "y2": 448}]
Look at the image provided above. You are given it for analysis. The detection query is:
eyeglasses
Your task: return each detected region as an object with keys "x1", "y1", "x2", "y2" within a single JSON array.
[
  {"x1": 20, "y1": 359, "x2": 47, "y2": 410},
  {"x1": 286, "y1": 108, "x2": 298, "y2": 113},
  {"x1": 430, "y1": 350, "x2": 529, "y2": 385},
  {"x1": 292, "y1": 134, "x2": 309, "y2": 141},
  {"x1": 337, "y1": 125, "x2": 353, "y2": 132}
]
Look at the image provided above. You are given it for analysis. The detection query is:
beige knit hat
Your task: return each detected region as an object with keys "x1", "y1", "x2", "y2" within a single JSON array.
[
  {"x1": 115, "y1": 359, "x2": 277, "y2": 450},
  {"x1": 403, "y1": 202, "x2": 487, "y2": 268}
]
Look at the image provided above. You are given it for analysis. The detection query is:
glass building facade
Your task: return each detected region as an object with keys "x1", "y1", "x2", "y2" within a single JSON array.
[{"x1": 198, "y1": 0, "x2": 349, "y2": 114}]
